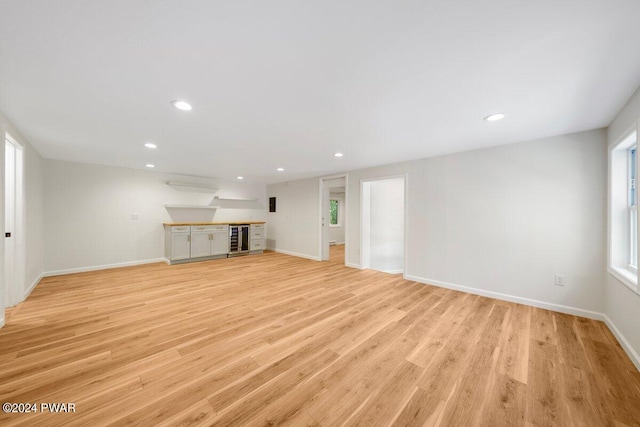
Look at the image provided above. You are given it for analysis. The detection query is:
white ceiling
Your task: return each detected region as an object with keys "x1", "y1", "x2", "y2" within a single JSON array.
[{"x1": 1, "y1": 0, "x2": 639, "y2": 184}]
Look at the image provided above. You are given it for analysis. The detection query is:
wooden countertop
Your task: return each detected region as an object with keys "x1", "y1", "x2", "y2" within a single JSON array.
[{"x1": 163, "y1": 221, "x2": 266, "y2": 226}]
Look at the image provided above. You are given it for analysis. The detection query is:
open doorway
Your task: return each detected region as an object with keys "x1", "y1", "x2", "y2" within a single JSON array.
[
  {"x1": 5, "y1": 133, "x2": 25, "y2": 309},
  {"x1": 319, "y1": 175, "x2": 347, "y2": 263},
  {"x1": 361, "y1": 176, "x2": 405, "y2": 274}
]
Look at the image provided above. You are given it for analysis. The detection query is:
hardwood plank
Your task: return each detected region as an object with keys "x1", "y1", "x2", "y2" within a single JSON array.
[
  {"x1": 346, "y1": 360, "x2": 423, "y2": 426},
  {"x1": 496, "y1": 303, "x2": 531, "y2": 385},
  {"x1": 480, "y1": 372, "x2": 526, "y2": 427},
  {"x1": 209, "y1": 349, "x2": 339, "y2": 426},
  {"x1": 525, "y1": 338, "x2": 564, "y2": 426}
]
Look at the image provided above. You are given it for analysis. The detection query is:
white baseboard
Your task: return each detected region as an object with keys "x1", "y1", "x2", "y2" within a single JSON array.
[
  {"x1": 24, "y1": 273, "x2": 44, "y2": 300},
  {"x1": 383, "y1": 269, "x2": 404, "y2": 274},
  {"x1": 163, "y1": 258, "x2": 170, "y2": 265},
  {"x1": 345, "y1": 262, "x2": 361, "y2": 269},
  {"x1": 0, "y1": 317, "x2": 4, "y2": 329},
  {"x1": 603, "y1": 315, "x2": 640, "y2": 371},
  {"x1": 269, "y1": 248, "x2": 321, "y2": 262},
  {"x1": 44, "y1": 258, "x2": 167, "y2": 277},
  {"x1": 404, "y1": 274, "x2": 604, "y2": 321}
]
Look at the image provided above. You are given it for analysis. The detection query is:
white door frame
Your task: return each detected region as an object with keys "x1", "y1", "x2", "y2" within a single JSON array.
[
  {"x1": 318, "y1": 173, "x2": 348, "y2": 262},
  {"x1": 4, "y1": 133, "x2": 25, "y2": 309},
  {"x1": 359, "y1": 174, "x2": 408, "y2": 274}
]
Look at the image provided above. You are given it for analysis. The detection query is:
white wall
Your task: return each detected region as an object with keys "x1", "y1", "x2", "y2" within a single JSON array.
[
  {"x1": 329, "y1": 191, "x2": 345, "y2": 244},
  {"x1": 268, "y1": 129, "x2": 607, "y2": 317},
  {"x1": 23, "y1": 132, "x2": 44, "y2": 296},
  {"x1": 0, "y1": 111, "x2": 45, "y2": 320},
  {"x1": 351, "y1": 130, "x2": 607, "y2": 315},
  {"x1": 44, "y1": 159, "x2": 266, "y2": 273},
  {"x1": 266, "y1": 177, "x2": 320, "y2": 260},
  {"x1": 366, "y1": 178, "x2": 404, "y2": 273},
  {"x1": 605, "y1": 85, "x2": 640, "y2": 368}
]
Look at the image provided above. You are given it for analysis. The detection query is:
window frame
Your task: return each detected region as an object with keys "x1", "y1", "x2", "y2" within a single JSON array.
[
  {"x1": 329, "y1": 199, "x2": 340, "y2": 227},
  {"x1": 609, "y1": 128, "x2": 639, "y2": 293},
  {"x1": 629, "y1": 146, "x2": 637, "y2": 271}
]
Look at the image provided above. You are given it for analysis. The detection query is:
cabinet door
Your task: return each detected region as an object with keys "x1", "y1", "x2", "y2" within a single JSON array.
[
  {"x1": 190, "y1": 232, "x2": 212, "y2": 258},
  {"x1": 211, "y1": 230, "x2": 229, "y2": 255},
  {"x1": 171, "y1": 233, "x2": 191, "y2": 260}
]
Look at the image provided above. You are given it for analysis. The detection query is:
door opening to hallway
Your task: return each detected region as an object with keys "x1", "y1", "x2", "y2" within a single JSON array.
[{"x1": 320, "y1": 175, "x2": 347, "y2": 263}]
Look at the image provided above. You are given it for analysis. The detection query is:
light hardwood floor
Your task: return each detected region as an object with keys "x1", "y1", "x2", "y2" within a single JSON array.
[{"x1": 1, "y1": 246, "x2": 639, "y2": 426}]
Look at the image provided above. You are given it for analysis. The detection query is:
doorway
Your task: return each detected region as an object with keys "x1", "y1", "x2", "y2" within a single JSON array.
[
  {"x1": 5, "y1": 134, "x2": 24, "y2": 309},
  {"x1": 361, "y1": 176, "x2": 405, "y2": 274},
  {"x1": 319, "y1": 175, "x2": 347, "y2": 263}
]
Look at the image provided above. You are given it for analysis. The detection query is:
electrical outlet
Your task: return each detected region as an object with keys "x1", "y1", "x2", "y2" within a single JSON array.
[
  {"x1": 554, "y1": 274, "x2": 566, "y2": 287},
  {"x1": 130, "y1": 213, "x2": 139, "y2": 221}
]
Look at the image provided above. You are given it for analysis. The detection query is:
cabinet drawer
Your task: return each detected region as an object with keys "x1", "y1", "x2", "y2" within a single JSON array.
[
  {"x1": 251, "y1": 229, "x2": 265, "y2": 239},
  {"x1": 190, "y1": 225, "x2": 216, "y2": 232},
  {"x1": 250, "y1": 224, "x2": 265, "y2": 230},
  {"x1": 211, "y1": 225, "x2": 229, "y2": 232},
  {"x1": 171, "y1": 226, "x2": 190, "y2": 233},
  {"x1": 250, "y1": 239, "x2": 265, "y2": 250}
]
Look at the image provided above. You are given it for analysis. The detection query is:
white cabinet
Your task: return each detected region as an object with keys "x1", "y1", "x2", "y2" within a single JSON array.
[
  {"x1": 164, "y1": 223, "x2": 262, "y2": 264},
  {"x1": 190, "y1": 226, "x2": 213, "y2": 258},
  {"x1": 211, "y1": 226, "x2": 229, "y2": 255},
  {"x1": 167, "y1": 226, "x2": 191, "y2": 261},
  {"x1": 190, "y1": 225, "x2": 229, "y2": 258},
  {"x1": 250, "y1": 223, "x2": 266, "y2": 253}
]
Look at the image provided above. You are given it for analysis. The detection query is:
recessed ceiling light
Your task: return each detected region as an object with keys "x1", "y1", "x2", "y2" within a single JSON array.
[
  {"x1": 145, "y1": 164, "x2": 155, "y2": 168},
  {"x1": 277, "y1": 167, "x2": 284, "y2": 172},
  {"x1": 171, "y1": 100, "x2": 192, "y2": 111},
  {"x1": 144, "y1": 142, "x2": 157, "y2": 149},
  {"x1": 484, "y1": 113, "x2": 506, "y2": 122},
  {"x1": 334, "y1": 152, "x2": 344, "y2": 158},
  {"x1": 237, "y1": 176, "x2": 244, "y2": 180}
]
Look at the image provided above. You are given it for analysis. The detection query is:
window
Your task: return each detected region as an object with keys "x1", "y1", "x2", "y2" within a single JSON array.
[
  {"x1": 630, "y1": 146, "x2": 637, "y2": 269},
  {"x1": 330, "y1": 199, "x2": 339, "y2": 226},
  {"x1": 609, "y1": 130, "x2": 639, "y2": 292}
]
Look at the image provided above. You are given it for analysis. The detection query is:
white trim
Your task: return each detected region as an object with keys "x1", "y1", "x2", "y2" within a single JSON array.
[
  {"x1": 404, "y1": 274, "x2": 604, "y2": 320},
  {"x1": 44, "y1": 258, "x2": 166, "y2": 277},
  {"x1": 608, "y1": 266, "x2": 640, "y2": 294},
  {"x1": 163, "y1": 258, "x2": 171, "y2": 265},
  {"x1": 603, "y1": 314, "x2": 640, "y2": 371},
  {"x1": 4, "y1": 133, "x2": 26, "y2": 308},
  {"x1": 24, "y1": 273, "x2": 44, "y2": 300},
  {"x1": 318, "y1": 179, "x2": 326, "y2": 260},
  {"x1": 345, "y1": 262, "x2": 362, "y2": 269},
  {"x1": 359, "y1": 179, "x2": 366, "y2": 269},
  {"x1": 0, "y1": 317, "x2": 4, "y2": 329},
  {"x1": 270, "y1": 248, "x2": 322, "y2": 262},
  {"x1": 608, "y1": 129, "x2": 639, "y2": 293},
  {"x1": 382, "y1": 269, "x2": 403, "y2": 274},
  {"x1": 404, "y1": 174, "x2": 409, "y2": 277}
]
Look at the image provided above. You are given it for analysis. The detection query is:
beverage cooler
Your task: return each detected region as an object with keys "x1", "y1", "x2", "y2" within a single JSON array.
[{"x1": 229, "y1": 225, "x2": 250, "y2": 256}]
